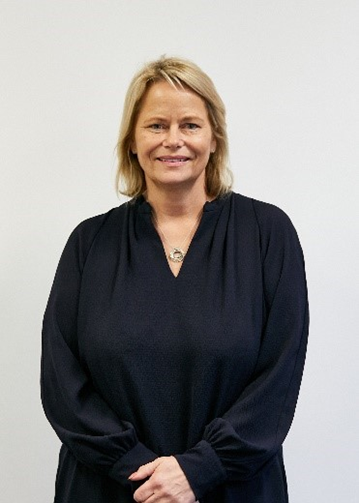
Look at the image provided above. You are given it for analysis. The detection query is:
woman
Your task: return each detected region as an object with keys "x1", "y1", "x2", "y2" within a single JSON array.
[{"x1": 41, "y1": 56, "x2": 309, "y2": 503}]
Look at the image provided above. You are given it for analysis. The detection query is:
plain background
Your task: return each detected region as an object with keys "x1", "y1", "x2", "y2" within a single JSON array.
[{"x1": 1, "y1": 1, "x2": 358, "y2": 501}]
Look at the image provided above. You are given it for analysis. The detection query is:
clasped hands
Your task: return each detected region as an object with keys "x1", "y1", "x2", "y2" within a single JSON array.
[{"x1": 129, "y1": 456, "x2": 198, "y2": 503}]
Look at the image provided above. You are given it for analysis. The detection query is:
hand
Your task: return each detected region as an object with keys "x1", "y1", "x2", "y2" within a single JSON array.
[{"x1": 129, "y1": 456, "x2": 197, "y2": 503}]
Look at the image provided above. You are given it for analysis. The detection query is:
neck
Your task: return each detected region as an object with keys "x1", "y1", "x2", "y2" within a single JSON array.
[{"x1": 145, "y1": 185, "x2": 210, "y2": 220}]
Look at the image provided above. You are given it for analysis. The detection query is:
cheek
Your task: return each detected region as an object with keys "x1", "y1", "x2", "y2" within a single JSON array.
[
  {"x1": 191, "y1": 136, "x2": 212, "y2": 152},
  {"x1": 137, "y1": 136, "x2": 160, "y2": 156}
]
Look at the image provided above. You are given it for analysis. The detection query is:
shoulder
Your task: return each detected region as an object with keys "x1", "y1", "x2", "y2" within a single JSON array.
[
  {"x1": 62, "y1": 201, "x2": 131, "y2": 268},
  {"x1": 71, "y1": 199, "x2": 132, "y2": 239},
  {"x1": 230, "y1": 192, "x2": 302, "y2": 258},
  {"x1": 230, "y1": 192, "x2": 291, "y2": 227},
  {"x1": 230, "y1": 192, "x2": 296, "y2": 235}
]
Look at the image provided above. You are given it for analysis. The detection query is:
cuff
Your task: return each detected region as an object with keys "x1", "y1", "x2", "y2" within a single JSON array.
[
  {"x1": 175, "y1": 440, "x2": 227, "y2": 499},
  {"x1": 108, "y1": 442, "x2": 158, "y2": 487}
]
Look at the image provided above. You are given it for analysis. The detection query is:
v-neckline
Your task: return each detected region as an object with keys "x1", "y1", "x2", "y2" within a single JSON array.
[
  {"x1": 158, "y1": 225, "x2": 200, "y2": 279},
  {"x1": 135, "y1": 194, "x2": 229, "y2": 280},
  {"x1": 150, "y1": 211, "x2": 202, "y2": 279}
]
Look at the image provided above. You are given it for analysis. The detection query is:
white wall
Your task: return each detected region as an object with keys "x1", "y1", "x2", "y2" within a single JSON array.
[{"x1": 1, "y1": 1, "x2": 358, "y2": 501}]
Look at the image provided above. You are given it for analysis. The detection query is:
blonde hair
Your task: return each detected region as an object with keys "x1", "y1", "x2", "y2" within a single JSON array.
[{"x1": 116, "y1": 56, "x2": 232, "y2": 198}]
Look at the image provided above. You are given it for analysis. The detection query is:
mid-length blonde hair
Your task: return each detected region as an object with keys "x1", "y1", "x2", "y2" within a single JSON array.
[{"x1": 116, "y1": 56, "x2": 232, "y2": 198}]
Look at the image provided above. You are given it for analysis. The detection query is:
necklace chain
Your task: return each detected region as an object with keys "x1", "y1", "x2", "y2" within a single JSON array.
[{"x1": 152, "y1": 210, "x2": 202, "y2": 263}]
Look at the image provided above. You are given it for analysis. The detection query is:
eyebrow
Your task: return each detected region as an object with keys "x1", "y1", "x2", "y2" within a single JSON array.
[
  {"x1": 142, "y1": 115, "x2": 206, "y2": 124},
  {"x1": 181, "y1": 115, "x2": 205, "y2": 123}
]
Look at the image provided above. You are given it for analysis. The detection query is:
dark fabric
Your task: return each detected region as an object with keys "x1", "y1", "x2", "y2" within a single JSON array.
[{"x1": 41, "y1": 192, "x2": 309, "y2": 502}]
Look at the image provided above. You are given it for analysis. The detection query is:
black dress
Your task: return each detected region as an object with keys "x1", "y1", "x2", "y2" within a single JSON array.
[{"x1": 41, "y1": 192, "x2": 309, "y2": 502}]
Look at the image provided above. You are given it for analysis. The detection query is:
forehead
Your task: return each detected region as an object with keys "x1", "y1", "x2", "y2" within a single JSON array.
[{"x1": 138, "y1": 80, "x2": 208, "y2": 117}]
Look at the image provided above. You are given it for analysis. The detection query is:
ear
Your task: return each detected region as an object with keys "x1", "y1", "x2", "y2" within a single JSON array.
[
  {"x1": 130, "y1": 140, "x2": 137, "y2": 155},
  {"x1": 210, "y1": 137, "x2": 217, "y2": 154}
]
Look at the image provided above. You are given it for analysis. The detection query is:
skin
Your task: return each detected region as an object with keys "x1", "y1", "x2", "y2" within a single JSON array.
[
  {"x1": 132, "y1": 80, "x2": 216, "y2": 278},
  {"x1": 129, "y1": 457, "x2": 197, "y2": 503},
  {"x1": 132, "y1": 80, "x2": 216, "y2": 198},
  {"x1": 128, "y1": 81, "x2": 215, "y2": 497}
]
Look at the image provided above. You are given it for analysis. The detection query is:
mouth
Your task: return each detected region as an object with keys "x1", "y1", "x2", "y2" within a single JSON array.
[
  {"x1": 157, "y1": 156, "x2": 190, "y2": 161},
  {"x1": 157, "y1": 156, "x2": 190, "y2": 166}
]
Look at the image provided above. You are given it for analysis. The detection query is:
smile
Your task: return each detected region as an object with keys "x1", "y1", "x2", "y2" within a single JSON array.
[{"x1": 157, "y1": 156, "x2": 190, "y2": 164}]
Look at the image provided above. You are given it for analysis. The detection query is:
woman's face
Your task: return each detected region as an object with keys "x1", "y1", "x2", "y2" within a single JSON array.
[{"x1": 132, "y1": 80, "x2": 216, "y2": 194}]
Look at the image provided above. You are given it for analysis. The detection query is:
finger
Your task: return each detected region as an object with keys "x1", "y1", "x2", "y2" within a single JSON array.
[
  {"x1": 141, "y1": 493, "x2": 157, "y2": 503},
  {"x1": 129, "y1": 458, "x2": 162, "y2": 481},
  {"x1": 133, "y1": 480, "x2": 156, "y2": 502}
]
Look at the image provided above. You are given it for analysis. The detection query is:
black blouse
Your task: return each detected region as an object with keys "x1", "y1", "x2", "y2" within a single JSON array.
[{"x1": 41, "y1": 192, "x2": 309, "y2": 502}]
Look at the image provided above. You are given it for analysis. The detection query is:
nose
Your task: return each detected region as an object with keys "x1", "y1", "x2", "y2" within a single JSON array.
[{"x1": 162, "y1": 126, "x2": 184, "y2": 149}]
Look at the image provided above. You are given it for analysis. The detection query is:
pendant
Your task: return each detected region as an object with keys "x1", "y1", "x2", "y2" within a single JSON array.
[{"x1": 169, "y1": 248, "x2": 185, "y2": 263}]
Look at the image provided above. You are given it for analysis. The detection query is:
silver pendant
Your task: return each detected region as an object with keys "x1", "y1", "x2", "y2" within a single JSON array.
[{"x1": 169, "y1": 248, "x2": 185, "y2": 263}]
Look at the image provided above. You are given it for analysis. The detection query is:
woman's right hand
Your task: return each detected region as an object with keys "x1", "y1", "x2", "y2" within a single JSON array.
[{"x1": 130, "y1": 456, "x2": 197, "y2": 503}]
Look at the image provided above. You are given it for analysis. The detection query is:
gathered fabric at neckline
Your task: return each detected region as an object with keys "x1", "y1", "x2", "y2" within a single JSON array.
[{"x1": 133, "y1": 191, "x2": 233, "y2": 215}]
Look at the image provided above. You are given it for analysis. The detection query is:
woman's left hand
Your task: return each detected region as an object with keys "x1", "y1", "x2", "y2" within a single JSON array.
[{"x1": 130, "y1": 456, "x2": 197, "y2": 503}]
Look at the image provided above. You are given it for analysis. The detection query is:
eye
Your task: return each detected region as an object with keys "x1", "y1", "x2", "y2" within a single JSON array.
[
  {"x1": 183, "y1": 123, "x2": 200, "y2": 130},
  {"x1": 148, "y1": 123, "x2": 166, "y2": 131}
]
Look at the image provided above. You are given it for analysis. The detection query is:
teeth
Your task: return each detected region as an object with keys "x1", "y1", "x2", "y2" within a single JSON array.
[{"x1": 160, "y1": 157, "x2": 187, "y2": 162}]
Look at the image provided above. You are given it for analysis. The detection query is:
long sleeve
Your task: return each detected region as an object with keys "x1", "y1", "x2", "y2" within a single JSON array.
[
  {"x1": 175, "y1": 201, "x2": 309, "y2": 499},
  {"x1": 41, "y1": 213, "x2": 157, "y2": 487}
]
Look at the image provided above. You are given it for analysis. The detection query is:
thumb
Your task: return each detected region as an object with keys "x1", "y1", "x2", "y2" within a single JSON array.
[{"x1": 128, "y1": 458, "x2": 162, "y2": 481}]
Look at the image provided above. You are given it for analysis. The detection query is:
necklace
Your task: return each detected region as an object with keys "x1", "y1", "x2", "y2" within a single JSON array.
[{"x1": 152, "y1": 210, "x2": 202, "y2": 263}]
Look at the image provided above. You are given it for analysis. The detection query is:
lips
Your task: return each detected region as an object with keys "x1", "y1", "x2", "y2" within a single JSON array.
[{"x1": 157, "y1": 156, "x2": 190, "y2": 163}]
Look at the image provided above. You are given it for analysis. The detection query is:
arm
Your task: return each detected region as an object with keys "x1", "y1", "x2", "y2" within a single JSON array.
[
  {"x1": 41, "y1": 215, "x2": 157, "y2": 487},
  {"x1": 173, "y1": 202, "x2": 309, "y2": 499}
]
